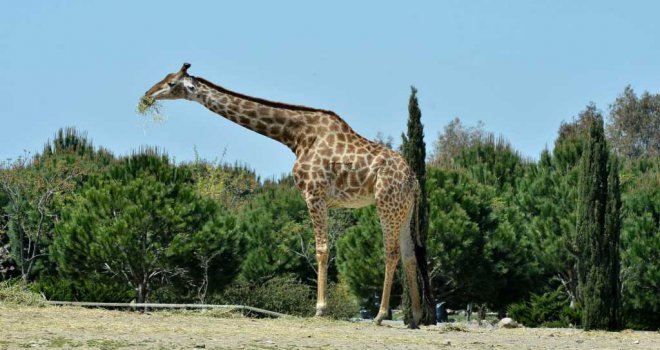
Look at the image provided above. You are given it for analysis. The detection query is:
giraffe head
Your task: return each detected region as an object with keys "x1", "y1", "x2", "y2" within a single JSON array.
[{"x1": 143, "y1": 63, "x2": 198, "y2": 100}]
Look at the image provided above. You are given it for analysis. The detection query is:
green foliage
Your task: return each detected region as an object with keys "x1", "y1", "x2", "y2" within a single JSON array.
[
  {"x1": 451, "y1": 134, "x2": 527, "y2": 191},
  {"x1": 620, "y1": 158, "x2": 660, "y2": 330},
  {"x1": 216, "y1": 274, "x2": 315, "y2": 317},
  {"x1": 52, "y1": 149, "x2": 242, "y2": 303},
  {"x1": 186, "y1": 155, "x2": 259, "y2": 212},
  {"x1": 325, "y1": 280, "x2": 361, "y2": 320},
  {"x1": 507, "y1": 289, "x2": 580, "y2": 328},
  {"x1": 426, "y1": 167, "x2": 538, "y2": 309},
  {"x1": 577, "y1": 110, "x2": 621, "y2": 330},
  {"x1": 32, "y1": 275, "x2": 132, "y2": 302},
  {"x1": 0, "y1": 128, "x2": 113, "y2": 281},
  {"x1": 336, "y1": 205, "x2": 393, "y2": 310},
  {"x1": 237, "y1": 179, "x2": 316, "y2": 283}
]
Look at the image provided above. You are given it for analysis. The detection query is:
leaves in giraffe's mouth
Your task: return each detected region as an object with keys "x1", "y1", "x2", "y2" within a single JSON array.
[{"x1": 136, "y1": 96, "x2": 166, "y2": 122}]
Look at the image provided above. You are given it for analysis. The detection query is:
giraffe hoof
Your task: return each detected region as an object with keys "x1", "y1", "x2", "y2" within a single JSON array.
[
  {"x1": 315, "y1": 305, "x2": 327, "y2": 317},
  {"x1": 374, "y1": 312, "x2": 386, "y2": 326}
]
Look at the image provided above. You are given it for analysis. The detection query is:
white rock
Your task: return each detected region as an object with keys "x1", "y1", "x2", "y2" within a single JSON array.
[{"x1": 497, "y1": 317, "x2": 519, "y2": 328}]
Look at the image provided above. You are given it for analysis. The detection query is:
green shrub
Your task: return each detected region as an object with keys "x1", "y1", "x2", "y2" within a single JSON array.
[
  {"x1": 507, "y1": 289, "x2": 581, "y2": 327},
  {"x1": 32, "y1": 276, "x2": 133, "y2": 302},
  {"x1": 325, "y1": 280, "x2": 360, "y2": 320},
  {"x1": 215, "y1": 274, "x2": 314, "y2": 317},
  {"x1": 0, "y1": 279, "x2": 45, "y2": 306}
]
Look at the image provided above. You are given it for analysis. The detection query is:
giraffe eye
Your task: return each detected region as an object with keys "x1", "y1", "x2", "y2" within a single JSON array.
[{"x1": 168, "y1": 82, "x2": 176, "y2": 87}]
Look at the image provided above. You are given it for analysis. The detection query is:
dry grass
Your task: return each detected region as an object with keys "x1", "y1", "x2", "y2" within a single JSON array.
[
  {"x1": 0, "y1": 279, "x2": 45, "y2": 307},
  {"x1": 0, "y1": 304, "x2": 658, "y2": 349},
  {"x1": 136, "y1": 96, "x2": 166, "y2": 122}
]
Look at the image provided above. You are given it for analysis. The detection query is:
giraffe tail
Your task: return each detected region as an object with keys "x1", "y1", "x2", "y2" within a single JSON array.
[{"x1": 412, "y1": 176, "x2": 422, "y2": 247}]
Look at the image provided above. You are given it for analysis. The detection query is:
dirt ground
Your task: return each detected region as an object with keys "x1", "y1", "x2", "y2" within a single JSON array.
[{"x1": 1, "y1": 304, "x2": 658, "y2": 349}]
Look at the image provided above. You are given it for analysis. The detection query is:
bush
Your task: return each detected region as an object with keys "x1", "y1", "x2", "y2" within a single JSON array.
[
  {"x1": 507, "y1": 289, "x2": 581, "y2": 327},
  {"x1": 32, "y1": 276, "x2": 133, "y2": 302},
  {"x1": 325, "y1": 280, "x2": 360, "y2": 320},
  {"x1": 0, "y1": 279, "x2": 45, "y2": 306},
  {"x1": 215, "y1": 275, "x2": 315, "y2": 317}
]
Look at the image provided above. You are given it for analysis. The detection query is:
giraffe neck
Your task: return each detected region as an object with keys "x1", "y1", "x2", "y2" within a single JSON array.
[{"x1": 190, "y1": 78, "x2": 304, "y2": 150}]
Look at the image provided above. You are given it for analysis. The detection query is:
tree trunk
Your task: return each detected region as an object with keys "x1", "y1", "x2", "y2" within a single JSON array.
[{"x1": 414, "y1": 242, "x2": 436, "y2": 325}]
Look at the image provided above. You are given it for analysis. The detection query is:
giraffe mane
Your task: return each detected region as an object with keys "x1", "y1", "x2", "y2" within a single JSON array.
[{"x1": 194, "y1": 77, "x2": 341, "y2": 118}]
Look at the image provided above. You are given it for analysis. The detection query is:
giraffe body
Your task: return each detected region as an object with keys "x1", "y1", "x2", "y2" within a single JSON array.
[{"x1": 144, "y1": 64, "x2": 423, "y2": 328}]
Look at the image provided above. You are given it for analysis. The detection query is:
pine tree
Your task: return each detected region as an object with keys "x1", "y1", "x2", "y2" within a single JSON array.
[
  {"x1": 577, "y1": 111, "x2": 621, "y2": 330},
  {"x1": 401, "y1": 86, "x2": 435, "y2": 325}
]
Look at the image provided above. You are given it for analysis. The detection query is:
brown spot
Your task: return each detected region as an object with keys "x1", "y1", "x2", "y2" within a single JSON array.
[
  {"x1": 337, "y1": 133, "x2": 346, "y2": 142},
  {"x1": 255, "y1": 121, "x2": 268, "y2": 132},
  {"x1": 257, "y1": 107, "x2": 270, "y2": 116},
  {"x1": 273, "y1": 110, "x2": 288, "y2": 124},
  {"x1": 238, "y1": 116, "x2": 250, "y2": 125},
  {"x1": 349, "y1": 172, "x2": 359, "y2": 187},
  {"x1": 270, "y1": 126, "x2": 282, "y2": 136},
  {"x1": 357, "y1": 167, "x2": 369, "y2": 180},
  {"x1": 326, "y1": 134, "x2": 336, "y2": 145},
  {"x1": 319, "y1": 148, "x2": 332, "y2": 157},
  {"x1": 281, "y1": 131, "x2": 294, "y2": 144},
  {"x1": 244, "y1": 109, "x2": 257, "y2": 118},
  {"x1": 262, "y1": 117, "x2": 274, "y2": 124},
  {"x1": 335, "y1": 173, "x2": 346, "y2": 188}
]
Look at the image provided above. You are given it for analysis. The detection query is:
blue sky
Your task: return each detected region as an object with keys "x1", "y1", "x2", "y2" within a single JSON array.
[{"x1": 1, "y1": 1, "x2": 659, "y2": 178}]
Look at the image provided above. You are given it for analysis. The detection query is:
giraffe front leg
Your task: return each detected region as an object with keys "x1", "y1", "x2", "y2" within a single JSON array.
[{"x1": 305, "y1": 196, "x2": 329, "y2": 317}]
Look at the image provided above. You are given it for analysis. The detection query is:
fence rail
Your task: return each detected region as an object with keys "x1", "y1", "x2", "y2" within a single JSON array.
[{"x1": 46, "y1": 301, "x2": 287, "y2": 318}]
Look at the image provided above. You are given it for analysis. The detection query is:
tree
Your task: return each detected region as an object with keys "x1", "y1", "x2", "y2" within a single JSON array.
[
  {"x1": 604, "y1": 155, "x2": 622, "y2": 330},
  {"x1": 576, "y1": 111, "x2": 621, "y2": 330},
  {"x1": 425, "y1": 166, "x2": 539, "y2": 313},
  {"x1": 237, "y1": 178, "x2": 317, "y2": 284},
  {"x1": 607, "y1": 86, "x2": 660, "y2": 161},
  {"x1": 0, "y1": 128, "x2": 111, "y2": 281},
  {"x1": 619, "y1": 158, "x2": 660, "y2": 329},
  {"x1": 425, "y1": 168, "x2": 497, "y2": 307},
  {"x1": 400, "y1": 86, "x2": 435, "y2": 325},
  {"x1": 0, "y1": 190, "x2": 12, "y2": 279},
  {"x1": 187, "y1": 151, "x2": 259, "y2": 212},
  {"x1": 430, "y1": 117, "x2": 486, "y2": 166},
  {"x1": 53, "y1": 149, "x2": 241, "y2": 303},
  {"x1": 336, "y1": 206, "x2": 395, "y2": 311}
]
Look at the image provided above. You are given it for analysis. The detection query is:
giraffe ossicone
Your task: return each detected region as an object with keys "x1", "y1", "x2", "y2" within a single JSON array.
[{"x1": 143, "y1": 63, "x2": 424, "y2": 328}]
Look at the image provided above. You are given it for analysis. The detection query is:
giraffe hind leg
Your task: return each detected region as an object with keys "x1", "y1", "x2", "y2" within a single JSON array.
[
  {"x1": 374, "y1": 196, "x2": 421, "y2": 328},
  {"x1": 374, "y1": 216, "x2": 400, "y2": 325},
  {"x1": 400, "y1": 211, "x2": 422, "y2": 329}
]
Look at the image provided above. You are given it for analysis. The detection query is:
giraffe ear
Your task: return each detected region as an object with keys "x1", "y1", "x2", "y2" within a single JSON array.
[{"x1": 181, "y1": 63, "x2": 191, "y2": 74}]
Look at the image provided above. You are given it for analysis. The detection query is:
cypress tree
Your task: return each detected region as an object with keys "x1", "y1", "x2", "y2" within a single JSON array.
[
  {"x1": 604, "y1": 155, "x2": 622, "y2": 330},
  {"x1": 577, "y1": 110, "x2": 621, "y2": 330},
  {"x1": 401, "y1": 86, "x2": 435, "y2": 325}
]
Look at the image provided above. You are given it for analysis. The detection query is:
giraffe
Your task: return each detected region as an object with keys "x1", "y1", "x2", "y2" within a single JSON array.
[{"x1": 143, "y1": 63, "x2": 423, "y2": 328}]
